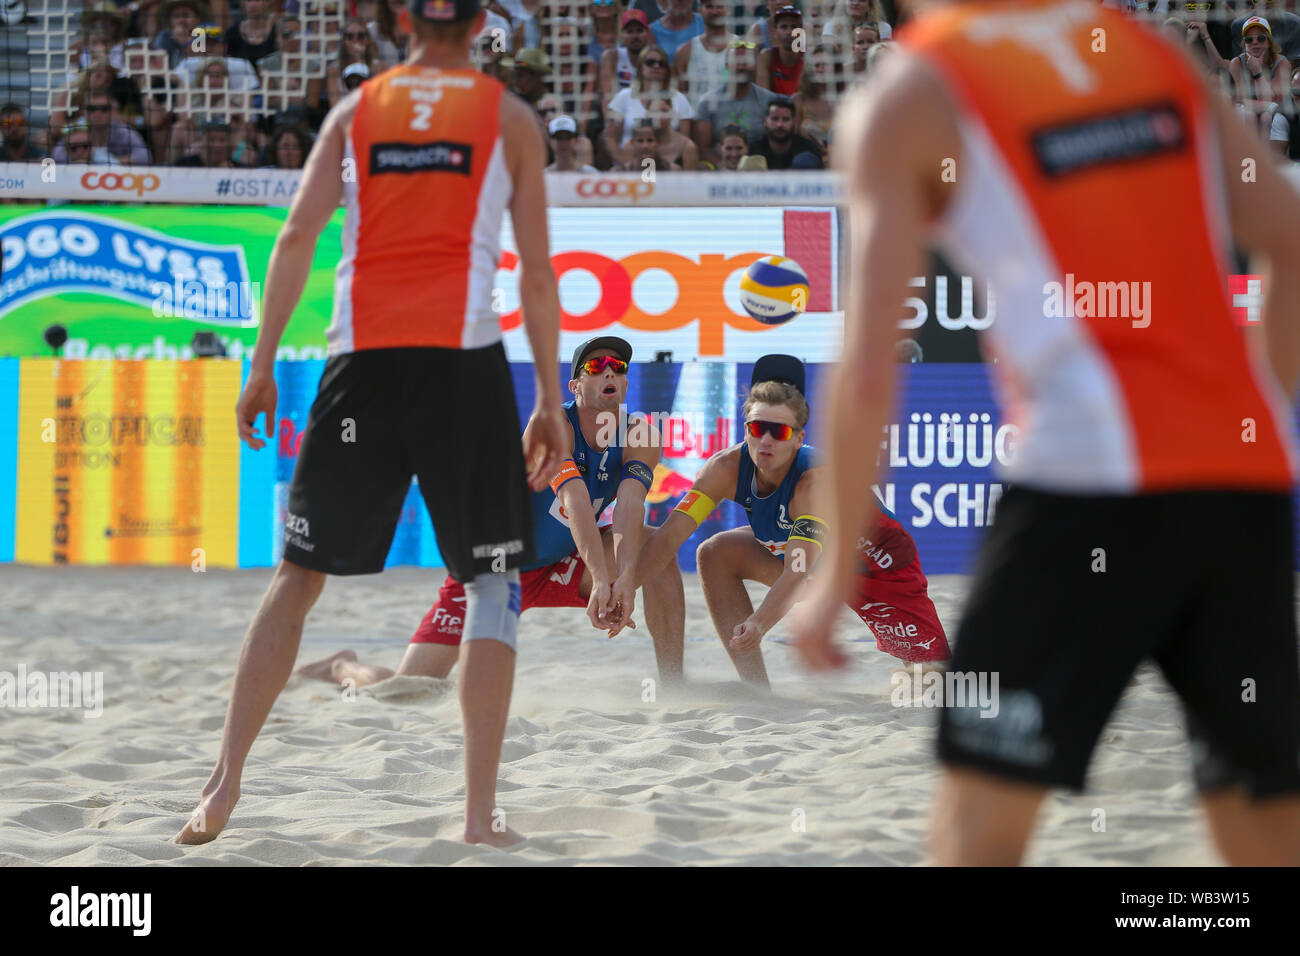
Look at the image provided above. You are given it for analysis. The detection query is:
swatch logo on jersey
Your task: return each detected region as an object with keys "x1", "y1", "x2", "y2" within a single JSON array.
[
  {"x1": 13, "y1": 359, "x2": 240, "y2": 566},
  {"x1": 0, "y1": 212, "x2": 254, "y2": 326}
]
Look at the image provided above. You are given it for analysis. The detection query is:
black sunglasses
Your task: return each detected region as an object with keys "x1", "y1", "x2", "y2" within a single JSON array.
[
  {"x1": 642, "y1": 57, "x2": 668, "y2": 68},
  {"x1": 68, "y1": 140, "x2": 92, "y2": 149},
  {"x1": 86, "y1": 104, "x2": 111, "y2": 112}
]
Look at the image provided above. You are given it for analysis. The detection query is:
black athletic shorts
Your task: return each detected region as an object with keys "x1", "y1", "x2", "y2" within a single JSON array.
[
  {"x1": 282, "y1": 344, "x2": 535, "y2": 580},
  {"x1": 937, "y1": 486, "x2": 1300, "y2": 798}
]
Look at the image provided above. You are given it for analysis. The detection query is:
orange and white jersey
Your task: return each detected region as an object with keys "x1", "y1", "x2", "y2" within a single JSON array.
[
  {"x1": 898, "y1": 0, "x2": 1297, "y2": 493},
  {"x1": 329, "y1": 65, "x2": 510, "y2": 354}
]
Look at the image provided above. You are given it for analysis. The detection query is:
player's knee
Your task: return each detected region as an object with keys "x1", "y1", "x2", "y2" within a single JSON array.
[
  {"x1": 462, "y1": 570, "x2": 522, "y2": 651},
  {"x1": 695, "y1": 535, "x2": 732, "y2": 579},
  {"x1": 273, "y1": 559, "x2": 326, "y2": 605}
]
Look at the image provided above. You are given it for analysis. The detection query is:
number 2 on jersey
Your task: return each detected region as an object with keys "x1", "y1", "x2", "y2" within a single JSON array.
[{"x1": 411, "y1": 103, "x2": 433, "y2": 130}]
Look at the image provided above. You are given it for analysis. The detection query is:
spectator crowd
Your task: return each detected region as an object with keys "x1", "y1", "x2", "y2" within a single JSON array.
[{"x1": 1, "y1": 0, "x2": 1298, "y2": 172}]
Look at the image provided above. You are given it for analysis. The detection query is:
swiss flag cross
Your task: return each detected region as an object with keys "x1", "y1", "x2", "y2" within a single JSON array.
[{"x1": 1229, "y1": 274, "x2": 1264, "y2": 325}]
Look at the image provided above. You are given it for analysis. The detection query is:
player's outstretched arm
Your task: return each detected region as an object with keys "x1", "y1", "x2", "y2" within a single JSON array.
[
  {"x1": 794, "y1": 53, "x2": 958, "y2": 671},
  {"x1": 600, "y1": 415, "x2": 663, "y2": 632},
  {"x1": 504, "y1": 92, "x2": 566, "y2": 486},
  {"x1": 608, "y1": 445, "x2": 739, "y2": 631},
  {"x1": 732, "y1": 471, "x2": 823, "y2": 652}
]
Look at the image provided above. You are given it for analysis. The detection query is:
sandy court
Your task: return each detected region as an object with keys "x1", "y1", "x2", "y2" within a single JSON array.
[{"x1": 0, "y1": 563, "x2": 1246, "y2": 865}]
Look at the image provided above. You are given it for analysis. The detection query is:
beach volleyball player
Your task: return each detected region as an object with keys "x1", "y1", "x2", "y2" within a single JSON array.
[
  {"x1": 610, "y1": 354, "x2": 949, "y2": 689},
  {"x1": 297, "y1": 335, "x2": 687, "y2": 685},
  {"x1": 176, "y1": 0, "x2": 567, "y2": 848},
  {"x1": 796, "y1": 0, "x2": 1300, "y2": 864}
]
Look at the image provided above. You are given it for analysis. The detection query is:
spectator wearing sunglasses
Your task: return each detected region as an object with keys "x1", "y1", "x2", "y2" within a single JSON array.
[
  {"x1": 1232, "y1": 0, "x2": 1300, "y2": 62},
  {"x1": 673, "y1": 0, "x2": 739, "y2": 110},
  {"x1": 1, "y1": 105, "x2": 45, "y2": 162},
  {"x1": 691, "y1": 39, "x2": 777, "y2": 166},
  {"x1": 58, "y1": 92, "x2": 152, "y2": 164},
  {"x1": 326, "y1": 17, "x2": 381, "y2": 108},
  {"x1": 651, "y1": 0, "x2": 705, "y2": 60},
  {"x1": 52, "y1": 122, "x2": 95, "y2": 165},
  {"x1": 1174, "y1": 1, "x2": 1233, "y2": 64},
  {"x1": 604, "y1": 43, "x2": 694, "y2": 164},
  {"x1": 1231, "y1": 17, "x2": 1293, "y2": 139}
]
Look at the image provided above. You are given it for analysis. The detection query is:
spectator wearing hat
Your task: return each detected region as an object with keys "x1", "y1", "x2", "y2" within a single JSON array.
[
  {"x1": 715, "y1": 122, "x2": 748, "y2": 170},
  {"x1": 152, "y1": 0, "x2": 209, "y2": 69},
  {"x1": 173, "y1": 118, "x2": 238, "y2": 166},
  {"x1": 604, "y1": 42, "x2": 693, "y2": 164},
  {"x1": 673, "y1": 0, "x2": 738, "y2": 110},
  {"x1": 1, "y1": 105, "x2": 45, "y2": 162},
  {"x1": 747, "y1": 96, "x2": 818, "y2": 169},
  {"x1": 175, "y1": 24, "x2": 262, "y2": 90},
  {"x1": 326, "y1": 17, "x2": 380, "y2": 107},
  {"x1": 691, "y1": 39, "x2": 776, "y2": 166},
  {"x1": 599, "y1": 9, "x2": 653, "y2": 105},
  {"x1": 258, "y1": 12, "x2": 325, "y2": 115},
  {"x1": 546, "y1": 114, "x2": 598, "y2": 171},
  {"x1": 757, "y1": 5, "x2": 803, "y2": 95},
  {"x1": 76, "y1": 3, "x2": 129, "y2": 73},
  {"x1": 1232, "y1": 1, "x2": 1300, "y2": 62},
  {"x1": 1231, "y1": 16, "x2": 1293, "y2": 139},
  {"x1": 651, "y1": 0, "x2": 704, "y2": 60},
  {"x1": 512, "y1": 47, "x2": 551, "y2": 107},
  {"x1": 54, "y1": 90, "x2": 152, "y2": 164},
  {"x1": 226, "y1": 0, "x2": 279, "y2": 65}
]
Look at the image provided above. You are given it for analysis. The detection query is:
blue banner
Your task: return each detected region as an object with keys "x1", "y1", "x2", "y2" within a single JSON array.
[
  {"x1": 0, "y1": 211, "x2": 255, "y2": 324},
  {"x1": 0, "y1": 358, "x2": 16, "y2": 561}
]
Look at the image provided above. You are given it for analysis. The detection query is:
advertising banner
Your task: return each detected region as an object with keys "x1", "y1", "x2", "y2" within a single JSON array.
[{"x1": 13, "y1": 358, "x2": 241, "y2": 566}]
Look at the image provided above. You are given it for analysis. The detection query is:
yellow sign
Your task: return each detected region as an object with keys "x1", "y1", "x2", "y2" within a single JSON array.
[{"x1": 15, "y1": 360, "x2": 241, "y2": 566}]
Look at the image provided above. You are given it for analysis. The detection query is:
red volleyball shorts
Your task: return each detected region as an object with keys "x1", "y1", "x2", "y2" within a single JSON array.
[
  {"x1": 410, "y1": 552, "x2": 589, "y2": 645},
  {"x1": 847, "y1": 572, "x2": 951, "y2": 663}
]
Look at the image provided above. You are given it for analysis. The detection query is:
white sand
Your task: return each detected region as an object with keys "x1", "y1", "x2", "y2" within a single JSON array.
[{"x1": 0, "y1": 564, "x2": 1228, "y2": 865}]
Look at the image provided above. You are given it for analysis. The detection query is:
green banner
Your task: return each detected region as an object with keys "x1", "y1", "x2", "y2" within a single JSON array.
[{"x1": 0, "y1": 204, "x2": 343, "y2": 360}]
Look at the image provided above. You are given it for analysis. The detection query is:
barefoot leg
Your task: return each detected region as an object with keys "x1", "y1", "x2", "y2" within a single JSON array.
[{"x1": 175, "y1": 560, "x2": 325, "y2": 845}]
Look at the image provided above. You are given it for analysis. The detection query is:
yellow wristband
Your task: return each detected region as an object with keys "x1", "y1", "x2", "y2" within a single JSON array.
[{"x1": 673, "y1": 488, "x2": 717, "y2": 527}]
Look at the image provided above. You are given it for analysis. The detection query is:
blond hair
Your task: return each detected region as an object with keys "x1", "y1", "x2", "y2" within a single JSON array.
[{"x1": 743, "y1": 381, "x2": 809, "y2": 428}]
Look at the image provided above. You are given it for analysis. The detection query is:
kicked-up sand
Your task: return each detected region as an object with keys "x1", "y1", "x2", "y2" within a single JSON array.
[{"x1": 0, "y1": 564, "x2": 1239, "y2": 865}]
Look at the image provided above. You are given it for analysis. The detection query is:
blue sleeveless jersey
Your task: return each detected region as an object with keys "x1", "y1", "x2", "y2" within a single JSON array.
[
  {"x1": 735, "y1": 443, "x2": 818, "y2": 560},
  {"x1": 526, "y1": 401, "x2": 625, "y2": 570}
]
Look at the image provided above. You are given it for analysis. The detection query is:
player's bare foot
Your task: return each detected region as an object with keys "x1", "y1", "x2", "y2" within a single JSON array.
[
  {"x1": 464, "y1": 821, "x2": 526, "y2": 847},
  {"x1": 174, "y1": 783, "x2": 239, "y2": 845},
  {"x1": 296, "y1": 649, "x2": 357, "y2": 681}
]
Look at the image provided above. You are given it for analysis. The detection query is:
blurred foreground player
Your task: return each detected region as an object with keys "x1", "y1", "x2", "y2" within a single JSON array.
[{"x1": 797, "y1": 0, "x2": 1300, "y2": 865}]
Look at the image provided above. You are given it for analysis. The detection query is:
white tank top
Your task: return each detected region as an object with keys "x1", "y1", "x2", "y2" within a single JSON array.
[
  {"x1": 685, "y1": 33, "x2": 734, "y2": 107},
  {"x1": 616, "y1": 47, "x2": 635, "y2": 88}
]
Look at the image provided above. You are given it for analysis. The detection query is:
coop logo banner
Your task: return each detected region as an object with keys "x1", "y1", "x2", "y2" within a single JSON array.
[{"x1": 0, "y1": 211, "x2": 256, "y2": 325}]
